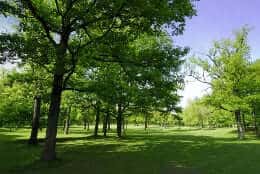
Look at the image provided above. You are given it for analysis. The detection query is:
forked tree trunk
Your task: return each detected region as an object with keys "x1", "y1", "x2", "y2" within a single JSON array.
[
  {"x1": 94, "y1": 104, "x2": 100, "y2": 137},
  {"x1": 64, "y1": 106, "x2": 71, "y2": 135},
  {"x1": 235, "y1": 110, "x2": 245, "y2": 140},
  {"x1": 28, "y1": 96, "x2": 41, "y2": 145},
  {"x1": 41, "y1": 73, "x2": 63, "y2": 161},
  {"x1": 117, "y1": 103, "x2": 123, "y2": 137}
]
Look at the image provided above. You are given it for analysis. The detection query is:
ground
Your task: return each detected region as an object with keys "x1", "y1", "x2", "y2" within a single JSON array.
[{"x1": 0, "y1": 126, "x2": 260, "y2": 174}]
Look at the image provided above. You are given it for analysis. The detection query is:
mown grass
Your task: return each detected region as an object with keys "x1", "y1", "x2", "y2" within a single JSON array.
[{"x1": 0, "y1": 126, "x2": 260, "y2": 174}]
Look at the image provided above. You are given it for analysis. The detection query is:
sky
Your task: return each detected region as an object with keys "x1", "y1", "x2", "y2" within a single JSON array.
[
  {"x1": 175, "y1": 0, "x2": 260, "y2": 107},
  {"x1": 1, "y1": 0, "x2": 260, "y2": 107}
]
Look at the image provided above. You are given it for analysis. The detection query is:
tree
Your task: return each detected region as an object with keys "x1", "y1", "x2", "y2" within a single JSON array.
[
  {"x1": 1, "y1": 0, "x2": 196, "y2": 160},
  {"x1": 190, "y1": 28, "x2": 253, "y2": 139},
  {"x1": 182, "y1": 98, "x2": 211, "y2": 128}
]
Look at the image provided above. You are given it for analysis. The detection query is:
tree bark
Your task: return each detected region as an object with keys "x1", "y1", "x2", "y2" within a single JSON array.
[
  {"x1": 41, "y1": 73, "x2": 63, "y2": 161},
  {"x1": 64, "y1": 106, "x2": 71, "y2": 135},
  {"x1": 28, "y1": 95, "x2": 41, "y2": 145},
  {"x1": 235, "y1": 110, "x2": 245, "y2": 140},
  {"x1": 94, "y1": 104, "x2": 100, "y2": 137},
  {"x1": 117, "y1": 103, "x2": 123, "y2": 137}
]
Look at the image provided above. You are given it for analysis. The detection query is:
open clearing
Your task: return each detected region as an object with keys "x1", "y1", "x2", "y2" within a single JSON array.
[{"x1": 0, "y1": 127, "x2": 260, "y2": 174}]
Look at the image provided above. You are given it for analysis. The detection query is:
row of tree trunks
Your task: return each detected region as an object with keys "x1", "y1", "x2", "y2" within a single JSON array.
[
  {"x1": 83, "y1": 118, "x2": 90, "y2": 131},
  {"x1": 28, "y1": 96, "x2": 41, "y2": 145}
]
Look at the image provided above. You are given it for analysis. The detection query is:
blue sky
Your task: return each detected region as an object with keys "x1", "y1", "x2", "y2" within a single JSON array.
[{"x1": 176, "y1": 0, "x2": 260, "y2": 107}]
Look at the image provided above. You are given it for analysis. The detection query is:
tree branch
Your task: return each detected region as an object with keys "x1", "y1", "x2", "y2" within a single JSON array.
[{"x1": 22, "y1": 0, "x2": 57, "y2": 46}]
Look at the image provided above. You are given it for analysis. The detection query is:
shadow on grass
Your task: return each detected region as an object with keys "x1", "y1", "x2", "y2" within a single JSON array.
[{"x1": 2, "y1": 129, "x2": 260, "y2": 174}]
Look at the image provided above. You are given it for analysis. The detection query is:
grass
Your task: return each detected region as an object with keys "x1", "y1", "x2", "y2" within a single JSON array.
[{"x1": 0, "y1": 126, "x2": 260, "y2": 174}]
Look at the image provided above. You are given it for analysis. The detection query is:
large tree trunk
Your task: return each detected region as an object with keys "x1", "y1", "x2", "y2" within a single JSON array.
[
  {"x1": 64, "y1": 106, "x2": 71, "y2": 135},
  {"x1": 28, "y1": 95, "x2": 41, "y2": 145},
  {"x1": 235, "y1": 110, "x2": 245, "y2": 140},
  {"x1": 41, "y1": 73, "x2": 63, "y2": 161},
  {"x1": 117, "y1": 103, "x2": 123, "y2": 137},
  {"x1": 94, "y1": 104, "x2": 100, "y2": 137}
]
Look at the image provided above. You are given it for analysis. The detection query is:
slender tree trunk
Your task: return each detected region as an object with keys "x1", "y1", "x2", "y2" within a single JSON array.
[
  {"x1": 107, "y1": 114, "x2": 111, "y2": 131},
  {"x1": 41, "y1": 73, "x2": 63, "y2": 161},
  {"x1": 144, "y1": 114, "x2": 148, "y2": 130},
  {"x1": 242, "y1": 113, "x2": 246, "y2": 131},
  {"x1": 28, "y1": 96, "x2": 41, "y2": 145},
  {"x1": 62, "y1": 119, "x2": 66, "y2": 131},
  {"x1": 94, "y1": 104, "x2": 100, "y2": 137},
  {"x1": 103, "y1": 109, "x2": 109, "y2": 137},
  {"x1": 64, "y1": 106, "x2": 71, "y2": 135},
  {"x1": 235, "y1": 110, "x2": 245, "y2": 140},
  {"x1": 125, "y1": 119, "x2": 128, "y2": 130},
  {"x1": 117, "y1": 103, "x2": 123, "y2": 137},
  {"x1": 253, "y1": 109, "x2": 260, "y2": 137},
  {"x1": 200, "y1": 119, "x2": 204, "y2": 128},
  {"x1": 83, "y1": 118, "x2": 87, "y2": 130}
]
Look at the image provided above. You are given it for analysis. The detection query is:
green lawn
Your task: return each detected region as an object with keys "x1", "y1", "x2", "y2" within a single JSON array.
[{"x1": 0, "y1": 126, "x2": 260, "y2": 174}]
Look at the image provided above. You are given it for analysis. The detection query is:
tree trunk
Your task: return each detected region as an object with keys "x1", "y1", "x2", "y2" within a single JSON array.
[
  {"x1": 125, "y1": 119, "x2": 128, "y2": 130},
  {"x1": 64, "y1": 106, "x2": 71, "y2": 135},
  {"x1": 200, "y1": 119, "x2": 204, "y2": 128},
  {"x1": 41, "y1": 73, "x2": 63, "y2": 161},
  {"x1": 103, "y1": 109, "x2": 109, "y2": 137},
  {"x1": 253, "y1": 109, "x2": 260, "y2": 137},
  {"x1": 242, "y1": 113, "x2": 246, "y2": 131},
  {"x1": 28, "y1": 96, "x2": 41, "y2": 145},
  {"x1": 83, "y1": 118, "x2": 87, "y2": 130},
  {"x1": 144, "y1": 114, "x2": 148, "y2": 130},
  {"x1": 107, "y1": 114, "x2": 111, "y2": 131},
  {"x1": 235, "y1": 110, "x2": 245, "y2": 140},
  {"x1": 94, "y1": 104, "x2": 100, "y2": 137},
  {"x1": 117, "y1": 103, "x2": 123, "y2": 137}
]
